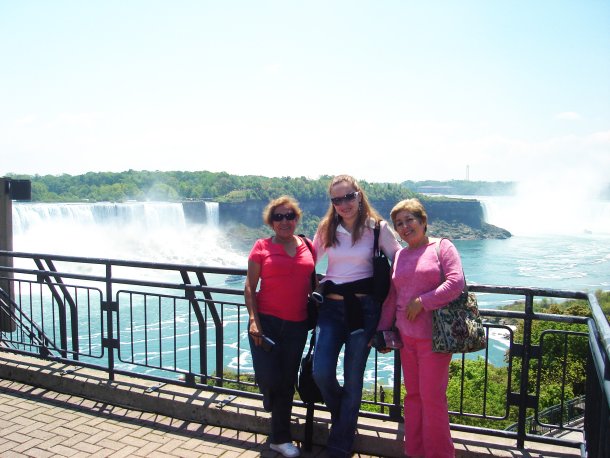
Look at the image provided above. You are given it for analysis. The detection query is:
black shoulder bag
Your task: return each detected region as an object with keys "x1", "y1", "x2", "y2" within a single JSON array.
[
  {"x1": 299, "y1": 235, "x2": 319, "y2": 330},
  {"x1": 296, "y1": 331, "x2": 324, "y2": 451},
  {"x1": 373, "y1": 221, "x2": 391, "y2": 303}
]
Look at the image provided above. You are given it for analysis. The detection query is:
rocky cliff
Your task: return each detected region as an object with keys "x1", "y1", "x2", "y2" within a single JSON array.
[{"x1": 183, "y1": 198, "x2": 511, "y2": 240}]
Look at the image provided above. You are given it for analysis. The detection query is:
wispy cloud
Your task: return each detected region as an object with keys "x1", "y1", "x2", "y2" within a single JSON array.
[
  {"x1": 554, "y1": 112, "x2": 582, "y2": 120},
  {"x1": 15, "y1": 115, "x2": 38, "y2": 126}
]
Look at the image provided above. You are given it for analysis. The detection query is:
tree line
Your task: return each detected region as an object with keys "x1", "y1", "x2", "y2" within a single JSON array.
[{"x1": 7, "y1": 170, "x2": 423, "y2": 203}]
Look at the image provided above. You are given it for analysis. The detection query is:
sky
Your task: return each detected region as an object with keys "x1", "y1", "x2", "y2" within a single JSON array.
[{"x1": 1, "y1": 1, "x2": 609, "y2": 190}]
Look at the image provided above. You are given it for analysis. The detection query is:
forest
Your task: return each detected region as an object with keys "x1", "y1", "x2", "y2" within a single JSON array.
[{"x1": 5, "y1": 170, "x2": 514, "y2": 203}]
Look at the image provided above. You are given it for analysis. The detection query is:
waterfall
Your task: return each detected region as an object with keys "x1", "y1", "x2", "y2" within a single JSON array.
[
  {"x1": 478, "y1": 196, "x2": 610, "y2": 236},
  {"x1": 204, "y1": 202, "x2": 219, "y2": 227},
  {"x1": 13, "y1": 202, "x2": 187, "y2": 233},
  {"x1": 11, "y1": 202, "x2": 246, "y2": 267}
]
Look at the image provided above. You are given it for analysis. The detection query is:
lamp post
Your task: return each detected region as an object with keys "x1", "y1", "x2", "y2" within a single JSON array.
[{"x1": 0, "y1": 177, "x2": 31, "y2": 332}]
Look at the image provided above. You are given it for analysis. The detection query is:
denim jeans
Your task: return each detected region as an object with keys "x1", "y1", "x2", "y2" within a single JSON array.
[
  {"x1": 312, "y1": 295, "x2": 380, "y2": 457},
  {"x1": 249, "y1": 313, "x2": 308, "y2": 444}
]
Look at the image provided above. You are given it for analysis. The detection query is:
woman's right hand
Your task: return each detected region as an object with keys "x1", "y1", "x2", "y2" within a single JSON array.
[
  {"x1": 405, "y1": 297, "x2": 423, "y2": 321},
  {"x1": 249, "y1": 319, "x2": 263, "y2": 346}
]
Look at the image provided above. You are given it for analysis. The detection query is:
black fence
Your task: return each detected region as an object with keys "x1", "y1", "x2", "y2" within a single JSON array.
[{"x1": 1, "y1": 250, "x2": 609, "y2": 457}]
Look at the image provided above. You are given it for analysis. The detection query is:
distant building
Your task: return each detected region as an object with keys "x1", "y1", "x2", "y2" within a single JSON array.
[{"x1": 415, "y1": 185, "x2": 454, "y2": 195}]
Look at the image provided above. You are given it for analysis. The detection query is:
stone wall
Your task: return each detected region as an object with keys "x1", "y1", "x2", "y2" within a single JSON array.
[{"x1": 213, "y1": 197, "x2": 485, "y2": 229}]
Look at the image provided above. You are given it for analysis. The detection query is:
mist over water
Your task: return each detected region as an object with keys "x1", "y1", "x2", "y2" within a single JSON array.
[
  {"x1": 12, "y1": 202, "x2": 246, "y2": 268},
  {"x1": 12, "y1": 198, "x2": 610, "y2": 292},
  {"x1": 479, "y1": 194, "x2": 610, "y2": 236}
]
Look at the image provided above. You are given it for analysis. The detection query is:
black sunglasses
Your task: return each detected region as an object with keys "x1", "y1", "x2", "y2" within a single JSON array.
[
  {"x1": 330, "y1": 191, "x2": 359, "y2": 206},
  {"x1": 272, "y1": 212, "x2": 297, "y2": 222}
]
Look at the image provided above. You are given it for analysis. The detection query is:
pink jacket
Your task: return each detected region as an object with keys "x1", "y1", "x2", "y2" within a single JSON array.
[{"x1": 377, "y1": 238, "x2": 465, "y2": 339}]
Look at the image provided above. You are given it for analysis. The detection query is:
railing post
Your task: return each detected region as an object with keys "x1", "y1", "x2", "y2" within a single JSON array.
[
  {"x1": 0, "y1": 177, "x2": 30, "y2": 333},
  {"x1": 390, "y1": 349, "x2": 403, "y2": 420},
  {"x1": 0, "y1": 178, "x2": 16, "y2": 332},
  {"x1": 516, "y1": 292, "x2": 536, "y2": 448},
  {"x1": 103, "y1": 263, "x2": 117, "y2": 381}
]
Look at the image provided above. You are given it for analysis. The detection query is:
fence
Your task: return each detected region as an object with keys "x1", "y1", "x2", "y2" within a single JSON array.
[{"x1": 1, "y1": 250, "x2": 609, "y2": 457}]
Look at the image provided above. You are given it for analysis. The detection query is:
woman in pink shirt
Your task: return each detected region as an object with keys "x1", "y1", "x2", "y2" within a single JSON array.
[
  {"x1": 377, "y1": 198, "x2": 465, "y2": 458},
  {"x1": 245, "y1": 196, "x2": 315, "y2": 458}
]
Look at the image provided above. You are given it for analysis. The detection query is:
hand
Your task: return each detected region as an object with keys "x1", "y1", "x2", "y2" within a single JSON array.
[
  {"x1": 368, "y1": 336, "x2": 391, "y2": 353},
  {"x1": 405, "y1": 297, "x2": 423, "y2": 321},
  {"x1": 248, "y1": 320, "x2": 263, "y2": 347}
]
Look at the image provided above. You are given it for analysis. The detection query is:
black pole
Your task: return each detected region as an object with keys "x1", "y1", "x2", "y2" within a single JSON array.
[{"x1": 0, "y1": 178, "x2": 16, "y2": 332}]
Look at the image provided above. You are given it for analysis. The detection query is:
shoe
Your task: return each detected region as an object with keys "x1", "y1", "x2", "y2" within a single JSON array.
[{"x1": 270, "y1": 442, "x2": 300, "y2": 457}]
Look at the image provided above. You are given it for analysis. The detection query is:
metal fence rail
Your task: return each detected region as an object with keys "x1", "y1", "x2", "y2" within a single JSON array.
[{"x1": 1, "y1": 250, "x2": 608, "y2": 456}]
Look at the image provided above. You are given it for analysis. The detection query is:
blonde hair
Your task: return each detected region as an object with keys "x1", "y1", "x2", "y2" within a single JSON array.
[
  {"x1": 262, "y1": 195, "x2": 302, "y2": 227},
  {"x1": 318, "y1": 174, "x2": 382, "y2": 248},
  {"x1": 390, "y1": 198, "x2": 428, "y2": 233}
]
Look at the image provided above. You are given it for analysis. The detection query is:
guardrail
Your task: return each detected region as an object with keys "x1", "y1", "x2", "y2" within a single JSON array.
[{"x1": 1, "y1": 250, "x2": 608, "y2": 457}]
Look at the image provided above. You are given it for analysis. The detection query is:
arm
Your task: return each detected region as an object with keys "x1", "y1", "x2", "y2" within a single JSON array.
[
  {"x1": 379, "y1": 220, "x2": 402, "y2": 261},
  {"x1": 312, "y1": 230, "x2": 325, "y2": 266},
  {"x1": 244, "y1": 258, "x2": 263, "y2": 347},
  {"x1": 419, "y1": 239, "x2": 465, "y2": 311},
  {"x1": 376, "y1": 249, "x2": 399, "y2": 330},
  {"x1": 373, "y1": 253, "x2": 399, "y2": 351}
]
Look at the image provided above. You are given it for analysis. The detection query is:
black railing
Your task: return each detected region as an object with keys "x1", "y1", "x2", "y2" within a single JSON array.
[{"x1": 1, "y1": 250, "x2": 609, "y2": 457}]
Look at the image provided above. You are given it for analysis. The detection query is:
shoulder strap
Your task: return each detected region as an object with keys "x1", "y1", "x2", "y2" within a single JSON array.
[
  {"x1": 435, "y1": 238, "x2": 467, "y2": 289},
  {"x1": 299, "y1": 234, "x2": 317, "y2": 290},
  {"x1": 434, "y1": 238, "x2": 447, "y2": 281},
  {"x1": 373, "y1": 221, "x2": 381, "y2": 256},
  {"x1": 299, "y1": 234, "x2": 313, "y2": 252}
]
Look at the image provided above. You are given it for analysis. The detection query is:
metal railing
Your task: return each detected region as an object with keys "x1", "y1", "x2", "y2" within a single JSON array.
[{"x1": 1, "y1": 250, "x2": 609, "y2": 457}]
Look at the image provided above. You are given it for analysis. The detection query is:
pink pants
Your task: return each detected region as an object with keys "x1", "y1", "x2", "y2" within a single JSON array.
[{"x1": 400, "y1": 336, "x2": 454, "y2": 458}]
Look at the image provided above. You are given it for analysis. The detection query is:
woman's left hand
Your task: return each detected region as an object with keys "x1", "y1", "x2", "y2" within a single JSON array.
[{"x1": 405, "y1": 297, "x2": 423, "y2": 321}]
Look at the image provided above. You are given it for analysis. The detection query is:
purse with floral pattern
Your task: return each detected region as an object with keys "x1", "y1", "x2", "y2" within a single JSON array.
[{"x1": 431, "y1": 239, "x2": 487, "y2": 354}]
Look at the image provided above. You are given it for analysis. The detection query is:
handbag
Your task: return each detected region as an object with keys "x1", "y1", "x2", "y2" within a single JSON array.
[
  {"x1": 373, "y1": 221, "x2": 391, "y2": 303},
  {"x1": 299, "y1": 235, "x2": 319, "y2": 330},
  {"x1": 296, "y1": 332, "x2": 323, "y2": 404},
  {"x1": 371, "y1": 329, "x2": 403, "y2": 351},
  {"x1": 431, "y1": 239, "x2": 487, "y2": 354}
]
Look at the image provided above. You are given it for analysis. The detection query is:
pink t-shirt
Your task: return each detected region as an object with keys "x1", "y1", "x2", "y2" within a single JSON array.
[
  {"x1": 313, "y1": 219, "x2": 401, "y2": 284},
  {"x1": 248, "y1": 237, "x2": 315, "y2": 322},
  {"x1": 377, "y1": 238, "x2": 465, "y2": 339}
]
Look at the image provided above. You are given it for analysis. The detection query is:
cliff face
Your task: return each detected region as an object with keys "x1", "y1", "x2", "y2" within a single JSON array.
[
  {"x1": 213, "y1": 198, "x2": 481, "y2": 226},
  {"x1": 182, "y1": 198, "x2": 510, "y2": 239}
]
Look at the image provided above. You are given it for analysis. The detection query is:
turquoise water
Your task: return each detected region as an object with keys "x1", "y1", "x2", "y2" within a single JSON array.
[{"x1": 11, "y1": 200, "x2": 610, "y2": 386}]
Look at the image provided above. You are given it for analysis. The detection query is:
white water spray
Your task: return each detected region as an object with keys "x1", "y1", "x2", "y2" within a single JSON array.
[{"x1": 12, "y1": 202, "x2": 247, "y2": 267}]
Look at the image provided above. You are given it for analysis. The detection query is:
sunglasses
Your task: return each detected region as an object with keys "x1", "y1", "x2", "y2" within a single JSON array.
[
  {"x1": 272, "y1": 212, "x2": 297, "y2": 222},
  {"x1": 330, "y1": 191, "x2": 359, "y2": 206}
]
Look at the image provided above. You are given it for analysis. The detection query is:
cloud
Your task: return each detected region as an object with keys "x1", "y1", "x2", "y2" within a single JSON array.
[
  {"x1": 554, "y1": 112, "x2": 582, "y2": 120},
  {"x1": 15, "y1": 115, "x2": 38, "y2": 126},
  {"x1": 263, "y1": 63, "x2": 282, "y2": 75}
]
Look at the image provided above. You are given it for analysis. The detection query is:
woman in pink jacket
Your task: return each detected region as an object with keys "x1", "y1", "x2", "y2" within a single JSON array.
[{"x1": 377, "y1": 198, "x2": 464, "y2": 458}]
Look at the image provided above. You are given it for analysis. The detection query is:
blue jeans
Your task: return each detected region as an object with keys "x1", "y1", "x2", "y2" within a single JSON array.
[
  {"x1": 312, "y1": 295, "x2": 380, "y2": 457},
  {"x1": 249, "y1": 313, "x2": 308, "y2": 444}
]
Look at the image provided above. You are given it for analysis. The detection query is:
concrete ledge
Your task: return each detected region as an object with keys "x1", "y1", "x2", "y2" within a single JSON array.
[{"x1": 0, "y1": 351, "x2": 582, "y2": 457}]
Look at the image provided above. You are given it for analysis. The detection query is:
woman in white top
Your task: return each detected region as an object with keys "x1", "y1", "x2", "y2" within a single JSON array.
[{"x1": 312, "y1": 175, "x2": 401, "y2": 458}]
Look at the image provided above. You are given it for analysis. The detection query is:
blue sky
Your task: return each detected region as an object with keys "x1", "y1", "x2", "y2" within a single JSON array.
[{"x1": 1, "y1": 1, "x2": 609, "y2": 191}]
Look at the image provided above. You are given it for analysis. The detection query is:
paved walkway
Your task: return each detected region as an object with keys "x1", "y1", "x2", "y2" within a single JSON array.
[
  {"x1": 0, "y1": 379, "x2": 340, "y2": 458},
  {"x1": 0, "y1": 367, "x2": 583, "y2": 458}
]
